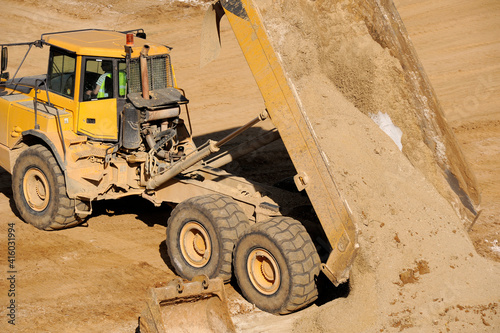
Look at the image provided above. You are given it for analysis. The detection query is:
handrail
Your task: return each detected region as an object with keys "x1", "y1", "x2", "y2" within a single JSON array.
[{"x1": 33, "y1": 78, "x2": 66, "y2": 162}]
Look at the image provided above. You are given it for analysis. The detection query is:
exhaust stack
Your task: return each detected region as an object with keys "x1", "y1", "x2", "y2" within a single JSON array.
[{"x1": 140, "y1": 45, "x2": 150, "y2": 99}]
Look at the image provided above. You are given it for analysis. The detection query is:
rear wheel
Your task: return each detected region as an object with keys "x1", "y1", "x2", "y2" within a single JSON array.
[
  {"x1": 12, "y1": 144, "x2": 83, "y2": 230},
  {"x1": 166, "y1": 194, "x2": 250, "y2": 282},
  {"x1": 233, "y1": 216, "x2": 321, "y2": 314}
]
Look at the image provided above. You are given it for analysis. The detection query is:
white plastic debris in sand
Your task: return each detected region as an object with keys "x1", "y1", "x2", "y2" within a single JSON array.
[
  {"x1": 488, "y1": 239, "x2": 500, "y2": 255},
  {"x1": 370, "y1": 111, "x2": 403, "y2": 151}
]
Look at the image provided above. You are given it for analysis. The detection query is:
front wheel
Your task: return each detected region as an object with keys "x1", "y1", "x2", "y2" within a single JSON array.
[
  {"x1": 12, "y1": 144, "x2": 83, "y2": 230},
  {"x1": 233, "y1": 216, "x2": 321, "y2": 314}
]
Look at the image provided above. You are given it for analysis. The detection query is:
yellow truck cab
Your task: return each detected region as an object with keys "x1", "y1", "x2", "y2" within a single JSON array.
[
  {"x1": 42, "y1": 30, "x2": 178, "y2": 141},
  {"x1": 0, "y1": 29, "x2": 191, "y2": 229},
  {"x1": 1, "y1": 29, "x2": 187, "y2": 167}
]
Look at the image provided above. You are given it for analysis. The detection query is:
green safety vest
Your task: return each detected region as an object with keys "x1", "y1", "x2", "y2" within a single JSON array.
[
  {"x1": 97, "y1": 71, "x2": 127, "y2": 98},
  {"x1": 97, "y1": 73, "x2": 112, "y2": 99},
  {"x1": 119, "y1": 70, "x2": 127, "y2": 97}
]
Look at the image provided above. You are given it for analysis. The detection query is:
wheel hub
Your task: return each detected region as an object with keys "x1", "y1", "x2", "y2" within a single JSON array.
[
  {"x1": 193, "y1": 233, "x2": 206, "y2": 255},
  {"x1": 180, "y1": 221, "x2": 212, "y2": 268},
  {"x1": 247, "y1": 248, "x2": 280, "y2": 295},
  {"x1": 23, "y1": 168, "x2": 50, "y2": 212}
]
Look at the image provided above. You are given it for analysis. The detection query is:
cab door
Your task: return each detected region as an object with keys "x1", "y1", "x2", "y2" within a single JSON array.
[{"x1": 77, "y1": 58, "x2": 118, "y2": 141}]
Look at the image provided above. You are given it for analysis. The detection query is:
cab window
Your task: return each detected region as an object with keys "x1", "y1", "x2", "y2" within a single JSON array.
[
  {"x1": 118, "y1": 61, "x2": 127, "y2": 98},
  {"x1": 47, "y1": 48, "x2": 76, "y2": 98},
  {"x1": 84, "y1": 59, "x2": 114, "y2": 101}
]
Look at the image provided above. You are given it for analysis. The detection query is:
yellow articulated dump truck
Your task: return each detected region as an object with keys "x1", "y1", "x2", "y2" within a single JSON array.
[{"x1": 0, "y1": 28, "x2": 355, "y2": 316}]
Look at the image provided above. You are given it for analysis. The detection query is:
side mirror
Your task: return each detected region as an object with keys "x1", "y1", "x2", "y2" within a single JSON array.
[{"x1": 1, "y1": 47, "x2": 8, "y2": 72}]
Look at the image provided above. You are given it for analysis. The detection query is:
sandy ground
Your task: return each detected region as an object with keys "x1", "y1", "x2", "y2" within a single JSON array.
[{"x1": 0, "y1": 0, "x2": 499, "y2": 332}]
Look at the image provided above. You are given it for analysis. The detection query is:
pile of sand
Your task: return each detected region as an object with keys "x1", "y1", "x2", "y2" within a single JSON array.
[
  {"x1": 255, "y1": 0, "x2": 479, "y2": 224},
  {"x1": 253, "y1": 0, "x2": 500, "y2": 331}
]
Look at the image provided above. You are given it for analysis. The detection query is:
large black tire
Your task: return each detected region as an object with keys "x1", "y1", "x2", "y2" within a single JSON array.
[
  {"x1": 233, "y1": 216, "x2": 321, "y2": 314},
  {"x1": 12, "y1": 144, "x2": 83, "y2": 230},
  {"x1": 166, "y1": 194, "x2": 250, "y2": 282}
]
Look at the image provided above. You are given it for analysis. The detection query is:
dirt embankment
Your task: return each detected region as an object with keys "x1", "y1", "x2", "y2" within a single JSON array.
[{"x1": 395, "y1": 0, "x2": 500, "y2": 265}]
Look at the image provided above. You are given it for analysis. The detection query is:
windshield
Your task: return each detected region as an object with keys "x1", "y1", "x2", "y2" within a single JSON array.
[{"x1": 47, "y1": 47, "x2": 76, "y2": 98}]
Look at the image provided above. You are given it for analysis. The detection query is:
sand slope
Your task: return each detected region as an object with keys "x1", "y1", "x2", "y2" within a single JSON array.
[{"x1": 252, "y1": 1, "x2": 500, "y2": 331}]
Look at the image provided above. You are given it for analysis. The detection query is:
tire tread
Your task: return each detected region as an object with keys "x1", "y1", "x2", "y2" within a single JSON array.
[
  {"x1": 12, "y1": 144, "x2": 81, "y2": 230},
  {"x1": 167, "y1": 194, "x2": 250, "y2": 282},
  {"x1": 235, "y1": 216, "x2": 321, "y2": 314}
]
